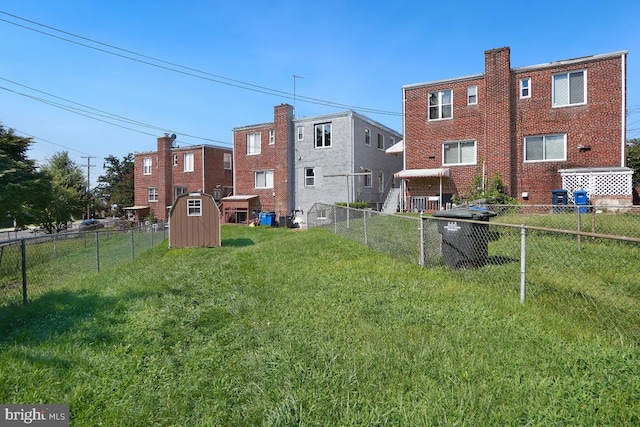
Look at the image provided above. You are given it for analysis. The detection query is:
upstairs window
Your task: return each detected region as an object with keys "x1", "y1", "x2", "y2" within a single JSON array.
[
  {"x1": 223, "y1": 153, "x2": 232, "y2": 170},
  {"x1": 255, "y1": 170, "x2": 274, "y2": 189},
  {"x1": 247, "y1": 132, "x2": 261, "y2": 155},
  {"x1": 524, "y1": 134, "x2": 566, "y2": 162},
  {"x1": 297, "y1": 126, "x2": 304, "y2": 141},
  {"x1": 520, "y1": 78, "x2": 531, "y2": 99},
  {"x1": 143, "y1": 158, "x2": 152, "y2": 175},
  {"x1": 183, "y1": 152, "x2": 194, "y2": 172},
  {"x1": 377, "y1": 133, "x2": 384, "y2": 150},
  {"x1": 305, "y1": 167, "x2": 315, "y2": 187},
  {"x1": 467, "y1": 85, "x2": 477, "y2": 105},
  {"x1": 443, "y1": 140, "x2": 476, "y2": 166},
  {"x1": 269, "y1": 130, "x2": 275, "y2": 145},
  {"x1": 553, "y1": 71, "x2": 585, "y2": 107},
  {"x1": 429, "y1": 89, "x2": 453, "y2": 120},
  {"x1": 315, "y1": 123, "x2": 331, "y2": 148},
  {"x1": 187, "y1": 199, "x2": 202, "y2": 216},
  {"x1": 365, "y1": 128, "x2": 370, "y2": 146},
  {"x1": 173, "y1": 154, "x2": 178, "y2": 166}
]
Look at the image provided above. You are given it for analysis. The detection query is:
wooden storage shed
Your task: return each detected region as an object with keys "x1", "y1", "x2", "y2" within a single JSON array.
[{"x1": 168, "y1": 192, "x2": 221, "y2": 248}]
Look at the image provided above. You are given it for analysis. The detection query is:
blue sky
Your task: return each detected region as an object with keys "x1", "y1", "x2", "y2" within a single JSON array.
[{"x1": 1, "y1": 1, "x2": 638, "y2": 187}]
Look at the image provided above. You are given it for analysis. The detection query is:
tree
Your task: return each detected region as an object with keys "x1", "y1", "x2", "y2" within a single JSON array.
[
  {"x1": 34, "y1": 151, "x2": 87, "y2": 233},
  {"x1": 0, "y1": 126, "x2": 50, "y2": 228},
  {"x1": 627, "y1": 138, "x2": 640, "y2": 182},
  {"x1": 96, "y1": 154, "x2": 134, "y2": 215}
]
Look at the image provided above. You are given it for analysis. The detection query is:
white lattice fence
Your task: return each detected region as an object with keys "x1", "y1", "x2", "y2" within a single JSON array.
[{"x1": 560, "y1": 167, "x2": 632, "y2": 202}]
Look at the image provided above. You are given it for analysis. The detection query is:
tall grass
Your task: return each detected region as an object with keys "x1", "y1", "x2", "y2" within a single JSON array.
[{"x1": 0, "y1": 226, "x2": 638, "y2": 425}]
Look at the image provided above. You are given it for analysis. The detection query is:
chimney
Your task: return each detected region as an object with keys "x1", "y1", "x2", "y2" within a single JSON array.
[{"x1": 157, "y1": 135, "x2": 174, "y2": 220}]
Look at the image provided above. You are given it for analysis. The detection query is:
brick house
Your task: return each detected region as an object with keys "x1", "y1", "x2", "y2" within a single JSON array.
[
  {"x1": 398, "y1": 47, "x2": 630, "y2": 210},
  {"x1": 230, "y1": 104, "x2": 403, "y2": 224},
  {"x1": 131, "y1": 135, "x2": 233, "y2": 222}
]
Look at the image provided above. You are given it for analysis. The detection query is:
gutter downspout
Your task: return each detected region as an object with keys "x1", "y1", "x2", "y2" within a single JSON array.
[
  {"x1": 401, "y1": 87, "x2": 407, "y2": 212},
  {"x1": 621, "y1": 51, "x2": 627, "y2": 167}
]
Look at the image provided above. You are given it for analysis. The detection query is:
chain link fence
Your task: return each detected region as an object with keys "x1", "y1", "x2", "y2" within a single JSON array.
[
  {"x1": 308, "y1": 203, "x2": 640, "y2": 343},
  {"x1": 0, "y1": 223, "x2": 167, "y2": 308}
]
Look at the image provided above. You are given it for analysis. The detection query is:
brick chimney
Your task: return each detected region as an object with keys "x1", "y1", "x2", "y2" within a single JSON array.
[
  {"x1": 484, "y1": 47, "x2": 515, "y2": 193},
  {"x1": 156, "y1": 134, "x2": 174, "y2": 220}
]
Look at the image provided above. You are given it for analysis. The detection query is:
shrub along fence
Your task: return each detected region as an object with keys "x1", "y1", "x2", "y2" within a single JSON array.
[
  {"x1": 0, "y1": 226, "x2": 167, "y2": 307},
  {"x1": 308, "y1": 203, "x2": 640, "y2": 344}
]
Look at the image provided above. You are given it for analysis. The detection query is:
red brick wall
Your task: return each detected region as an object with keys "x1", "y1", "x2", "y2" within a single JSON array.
[
  {"x1": 233, "y1": 104, "x2": 293, "y2": 218},
  {"x1": 403, "y1": 48, "x2": 625, "y2": 205}
]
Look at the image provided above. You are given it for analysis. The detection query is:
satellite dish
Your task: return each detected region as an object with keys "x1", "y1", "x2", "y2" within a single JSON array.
[{"x1": 170, "y1": 134, "x2": 177, "y2": 140}]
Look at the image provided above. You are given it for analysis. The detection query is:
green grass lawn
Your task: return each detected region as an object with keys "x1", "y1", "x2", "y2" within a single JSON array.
[{"x1": 0, "y1": 225, "x2": 638, "y2": 426}]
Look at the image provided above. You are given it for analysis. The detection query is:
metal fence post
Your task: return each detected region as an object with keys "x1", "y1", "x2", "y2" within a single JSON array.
[
  {"x1": 333, "y1": 206, "x2": 337, "y2": 234},
  {"x1": 95, "y1": 231, "x2": 100, "y2": 272},
  {"x1": 21, "y1": 239, "x2": 28, "y2": 305},
  {"x1": 520, "y1": 225, "x2": 526, "y2": 304},
  {"x1": 364, "y1": 211, "x2": 368, "y2": 246},
  {"x1": 419, "y1": 213, "x2": 425, "y2": 267}
]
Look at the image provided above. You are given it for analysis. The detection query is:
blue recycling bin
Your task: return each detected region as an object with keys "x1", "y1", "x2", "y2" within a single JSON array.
[
  {"x1": 574, "y1": 190, "x2": 588, "y2": 213},
  {"x1": 551, "y1": 189, "x2": 568, "y2": 213},
  {"x1": 259, "y1": 212, "x2": 276, "y2": 226}
]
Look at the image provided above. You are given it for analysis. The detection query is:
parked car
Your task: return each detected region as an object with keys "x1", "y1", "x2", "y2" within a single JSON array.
[{"x1": 80, "y1": 219, "x2": 104, "y2": 231}]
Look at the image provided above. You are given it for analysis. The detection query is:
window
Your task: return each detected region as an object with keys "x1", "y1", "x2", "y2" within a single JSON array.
[
  {"x1": 524, "y1": 134, "x2": 566, "y2": 162},
  {"x1": 467, "y1": 85, "x2": 477, "y2": 105},
  {"x1": 255, "y1": 170, "x2": 274, "y2": 189},
  {"x1": 183, "y1": 152, "x2": 194, "y2": 172},
  {"x1": 443, "y1": 141, "x2": 476, "y2": 165},
  {"x1": 378, "y1": 171, "x2": 384, "y2": 193},
  {"x1": 315, "y1": 123, "x2": 331, "y2": 148},
  {"x1": 363, "y1": 169, "x2": 372, "y2": 187},
  {"x1": 297, "y1": 126, "x2": 304, "y2": 141},
  {"x1": 390, "y1": 137, "x2": 395, "y2": 148},
  {"x1": 173, "y1": 154, "x2": 178, "y2": 166},
  {"x1": 223, "y1": 153, "x2": 232, "y2": 170},
  {"x1": 305, "y1": 167, "x2": 315, "y2": 187},
  {"x1": 553, "y1": 71, "x2": 585, "y2": 107},
  {"x1": 147, "y1": 187, "x2": 158, "y2": 202},
  {"x1": 175, "y1": 186, "x2": 187, "y2": 198},
  {"x1": 365, "y1": 128, "x2": 371, "y2": 146},
  {"x1": 269, "y1": 130, "x2": 275, "y2": 145},
  {"x1": 377, "y1": 133, "x2": 384, "y2": 150},
  {"x1": 143, "y1": 158, "x2": 152, "y2": 175},
  {"x1": 247, "y1": 132, "x2": 261, "y2": 155},
  {"x1": 429, "y1": 89, "x2": 453, "y2": 120},
  {"x1": 187, "y1": 199, "x2": 202, "y2": 216},
  {"x1": 520, "y1": 78, "x2": 531, "y2": 98}
]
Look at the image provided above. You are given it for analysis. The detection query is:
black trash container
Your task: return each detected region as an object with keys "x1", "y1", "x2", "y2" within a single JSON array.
[
  {"x1": 432, "y1": 206, "x2": 497, "y2": 269},
  {"x1": 551, "y1": 189, "x2": 569, "y2": 213}
]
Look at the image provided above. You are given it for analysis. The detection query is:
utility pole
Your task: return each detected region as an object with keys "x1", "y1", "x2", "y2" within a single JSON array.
[
  {"x1": 293, "y1": 74, "x2": 304, "y2": 118},
  {"x1": 81, "y1": 156, "x2": 96, "y2": 219}
]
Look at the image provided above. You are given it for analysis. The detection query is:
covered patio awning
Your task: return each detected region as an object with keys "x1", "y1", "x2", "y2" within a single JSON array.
[
  {"x1": 394, "y1": 168, "x2": 450, "y2": 179},
  {"x1": 385, "y1": 139, "x2": 404, "y2": 155}
]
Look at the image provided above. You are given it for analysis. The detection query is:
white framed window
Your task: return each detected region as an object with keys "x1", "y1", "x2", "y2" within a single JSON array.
[
  {"x1": 363, "y1": 169, "x2": 372, "y2": 188},
  {"x1": 315, "y1": 123, "x2": 331, "y2": 148},
  {"x1": 255, "y1": 170, "x2": 274, "y2": 189},
  {"x1": 378, "y1": 171, "x2": 384, "y2": 193},
  {"x1": 297, "y1": 126, "x2": 304, "y2": 141},
  {"x1": 524, "y1": 134, "x2": 566, "y2": 162},
  {"x1": 187, "y1": 199, "x2": 202, "y2": 216},
  {"x1": 183, "y1": 152, "x2": 194, "y2": 172},
  {"x1": 223, "y1": 153, "x2": 232, "y2": 170},
  {"x1": 377, "y1": 133, "x2": 384, "y2": 150},
  {"x1": 520, "y1": 78, "x2": 531, "y2": 99},
  {"x1": 143, "y1": 157, "x2": 152, "y2": 175},
  {"x1": 147, "y1": 187, "x2": 158, "y2": 202},
  {"x1": 429, "y1": 89, "x2": 453, "y2": 120},
  {"x1": 269, "y1": 130, "x2": 275, "y2": 145},
  {"x1": 173, "y1": 154, "x2": 178, "y2": 166},
  {"x1": 443, "y1": 140, "x2": 476, "y2": 166},
  {"x1": 467, "y1": 85, "x2": 477, "y2": 105},
  {"x1": 553, "y1": 70, "x2": 585, "y2": 107},
  {"x1": 247, "y1": 132, "x2": 261, "y2": 155},
  {"x1": 365, "y1": 128, "x2": 371, "y2": 146},
  {"x1": 305, "y1": 167, "x2": 315, "y2": 187}
]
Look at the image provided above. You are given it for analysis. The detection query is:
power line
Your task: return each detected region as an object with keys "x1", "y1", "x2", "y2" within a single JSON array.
[{"x1": 0, "y1": 10, "x2": 402, "y2": 117}]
